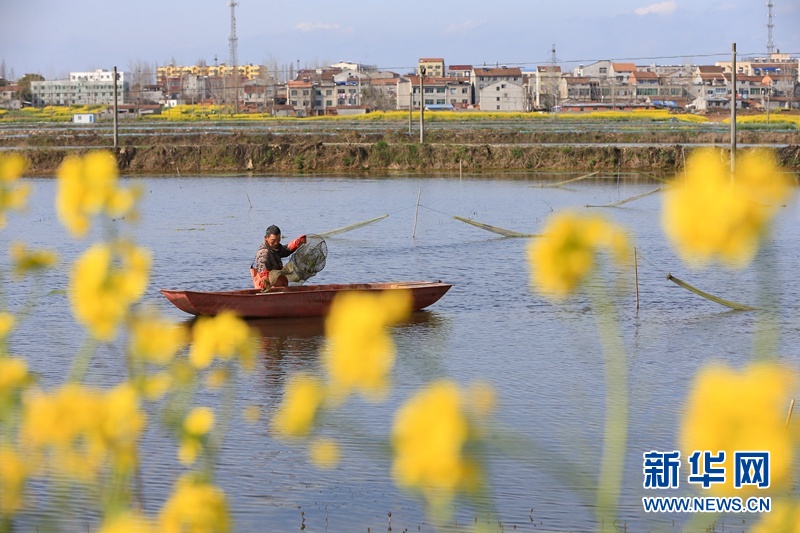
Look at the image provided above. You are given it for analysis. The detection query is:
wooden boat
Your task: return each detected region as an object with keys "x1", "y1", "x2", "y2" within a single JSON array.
[{"x1": 160, "y1": 281, "x2": 452, "y2": 318}]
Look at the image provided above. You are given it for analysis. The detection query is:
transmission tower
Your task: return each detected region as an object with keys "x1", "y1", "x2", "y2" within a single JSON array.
[
  {"x1": 228, "y1": 0, "x2": 239, "y2": 69},
  {"x1": 766, "y1": 1, "x2": 774, "y2": 55}
]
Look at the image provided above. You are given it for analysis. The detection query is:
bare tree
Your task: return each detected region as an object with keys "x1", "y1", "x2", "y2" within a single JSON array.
[{"x1": 127, "y1": 59, "x2": 153, "y2": 105}]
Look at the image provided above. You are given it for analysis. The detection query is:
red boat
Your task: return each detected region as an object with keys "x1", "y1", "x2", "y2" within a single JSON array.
[{"x1": 160, "y1": 281, "x2": 452, "y2": 318}]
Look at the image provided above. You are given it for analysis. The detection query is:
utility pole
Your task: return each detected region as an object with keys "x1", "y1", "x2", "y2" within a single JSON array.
[
  {"x1": 113, "y1": 66, "x2": 119, "y2": 149},
  {"x1": 419, "y1": 67, "x2": 426, "y2": 143},
  {"x1": 730, "y1": 43, "x2": 737, "y2": 178},
  {"x1": 408, "y1": 88, "x2": 412, "y2": 135}
]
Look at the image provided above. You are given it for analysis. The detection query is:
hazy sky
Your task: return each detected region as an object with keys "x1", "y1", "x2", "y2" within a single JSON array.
[{"x1": 1, "y1": 0, "x2": 798, "y2": 79}]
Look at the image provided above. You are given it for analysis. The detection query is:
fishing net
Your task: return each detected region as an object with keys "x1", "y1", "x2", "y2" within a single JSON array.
[{"x1": 282, "y1": 234, "x2": 327, "y2": 283}]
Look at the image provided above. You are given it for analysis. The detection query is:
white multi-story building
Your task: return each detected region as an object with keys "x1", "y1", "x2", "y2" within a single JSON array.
[{"x1": 31, "y1": 69, "x2": 128, "y2": 106}]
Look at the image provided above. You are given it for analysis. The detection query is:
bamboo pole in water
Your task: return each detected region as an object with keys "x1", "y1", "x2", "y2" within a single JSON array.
[
  {"x1": 453, "y1": 216, "x2": 537, "y2": 238},
  {"x1": 786, "y1": 399, "x2": 795, "y2": 432},
  {"x1": 667, "y1": 273, "x2": 756, "y2": 311},
  {"x1": 634, "y1": 247, "x2": 640, "y2": 312},
  {"x1": 412, "y1": 189, "x2": 421, "y2": 239},
  {"x1": 586, "y1": 187, "x2": 661, "y2": 208},
  {"x1": 318, "y1": 214, "x2": 389, "y2": 238},
  {"x1": 540, "y1": 171, "x2": 599, "y2": 188}
]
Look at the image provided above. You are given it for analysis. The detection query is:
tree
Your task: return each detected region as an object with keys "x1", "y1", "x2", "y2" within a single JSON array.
[
  {"x1": 17, "y1": 73, "x2": 44, "y2": 105},
  {"x1": 0, "y1": 59, "x2": 6, "y2": 81},
  {"x1": 127, "y1": 59, "x2": 153, "y2": 105}
]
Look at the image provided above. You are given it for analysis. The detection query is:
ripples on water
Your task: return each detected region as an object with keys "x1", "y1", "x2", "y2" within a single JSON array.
[{"x1": 4, "y1": 172, "x2": 800, "y2": 532}]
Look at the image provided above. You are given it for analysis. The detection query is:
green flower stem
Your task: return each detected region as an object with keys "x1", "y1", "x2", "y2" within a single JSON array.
[
  {"x1": 588, "y1": 278, "x2": 628, "y2": 528},
  {"x1": 753, "y1": 240, "x2": 779, "y2": 362},
  {"x1": 67, "y1": 335, "x2": 99, "y2": 383}
]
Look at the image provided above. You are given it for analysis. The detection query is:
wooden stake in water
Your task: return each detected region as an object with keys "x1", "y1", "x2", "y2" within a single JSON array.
[
  {"x1": 785, "y1": 399, "x2": 795, "y2": 432},
  {"x1": 412, "y1": 189, "x2": 421, "y2": 239},
  {"x1": 634, "y1": 247, "x2": 640, "y2": 312}
]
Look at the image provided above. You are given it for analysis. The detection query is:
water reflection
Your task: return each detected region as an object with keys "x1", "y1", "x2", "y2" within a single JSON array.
[{"x1": 8, "y1": 174, "x2": 800, "y2": 532}]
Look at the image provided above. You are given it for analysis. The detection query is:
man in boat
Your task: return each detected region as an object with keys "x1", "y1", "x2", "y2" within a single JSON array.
[{"x1": 250, "y1": 225, "x2": 307, "y2": 290}]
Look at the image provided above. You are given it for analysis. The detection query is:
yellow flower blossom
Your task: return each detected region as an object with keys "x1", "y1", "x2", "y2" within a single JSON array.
[
  {"x1": 205, "y1": 368, "x2": 229, "y2": 389},
  {"x1": 391, "y1": 380, "x2": 488, "y2": 510},
  {"x1": 243, "y1": 405, "x2": 260, "y2": 423},
  {"x1": 189, "y1": 311, "x2": 257, "y2": 370},
  {"x1": 662, "y1": 148, "x2": 793, "y2": 268},
  {"x1": 679, "y1": 362, "x2": 797, "y2": 497},
  {"x1": 97, "y1": 511, "x2": 158, "y2": 533},
  {"x1": 9, "y1": 242, "x2": 59, "y2": 277},
  {"x1": 0, "y1": 313, "x2": 15, "y2": 339},
  {"x1": 322, "y1": 290, "x2": 411, "y2": 401},
  {"x1": 21, "y1": 383, "x2": 146, "y2": 479},
  {"x1": 0, "y1": 153, "x2": 31, "y2": 229},
  {"x1": 528, "y1": 211, "x2": 631, "y2": 299},
  {"x1": 272, "y1": 373, "x2": 325, "y2": 438},
  {"x1": 751, "y1": 499, "x2": 800, "y2": 533},
  {"x1": 0, "y1": 153, "x2": 27, "y2": 182},
  {"x1": 309, "y1": 437, "x2": 340, "y2": 469},
  {"x1": 159, "y1": 475, "x2": 230, "y2": 533},
  {"x1": 142, "y1": 372, "x2": 173, "y2": 401},
  {"x1": 178, "y1": 407, "x2": 215, "y2": 466},
  {"x1": 55, "y1": 151, "x2": 140, "y2": 238},
  {"x1": 68, "y1": 242, "x2": 151, "y2": 341},
  {"x1": 0, "y1": 356, "x2": 31, "y2": 413},
  {"x1": 0, "y1": 445, "x2": 29, "y2": 515},
  {"x1": 185, "y1": 407, "x2": 215, "y2": 436},
  {"x1": 129, "y1": 312, "x2": 187, "y2": 365}
]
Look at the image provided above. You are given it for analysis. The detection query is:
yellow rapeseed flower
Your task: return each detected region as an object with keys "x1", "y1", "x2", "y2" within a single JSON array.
[
  {"x1": 272, "y1": 373, "x2": 325, "y2": 438},
  {"x1": 0, "y1": 313, "x2": 15, "y2": 339},
  {"x1": 21, "y1": 383, "x2": 146, "y2": 479},
  {"x1": 391, "y1": 380, "x2": 486, "y2": 510},
  {"x1": 185, "y1": 406, "x2": 215, "y2": 436},
  {"x1": 69, "y1": 242, "x2": 151, "y2": 341},
  {"x1": 528, "y1": 211, "x2": 631, "y2": 299},
  {"x1": 662, "y1": 148, "x2": 792, "y2": 268},
  {"x1": 679, "y1": 362, "x2": 797, "y2": 497},
  {"x1": 0, "y1": 356, "x2": 31, "y2": 413},
  {"x1": 0, "y1": 445, "x2": 29, "y2": 515},
  {"x1": 751, "y1": 499, "x2": 800, "y2": 533},
  {"x1": 309, "y1": 437, "x2": 340, "y2": 469},
  {"x1": 0, "y1": 153, "x2": 27, "y2": 182},
  {"x1": 9, "y1": 242, "x2": 59, "y2": 277},
  {"x1": 243, "y1": 405, "x2": 260, "y2": 423},
  {"x1": 129, "y1": 312, "x2": 188, "y2": 365},
  {"x1": 189, "y1": 311, "x2": 257, "y2": 370},
  {"x1": 0, "y1": 153, "x2": 31, "y2": 229},
  {"x1": 97, "y1": 511, "x2": 158, "y2": 533},
  {"x1": 322, "y1": 290, "x2": 411, "y2": 401},
  {"x1": 159, "y1": 475, "x2": 230, "y2": 533},
  {"x1": 55, "y1": 151, "x2": 140, "y2": 238},
  {"x1": 142, "y1": 372, "x2": 173, "y2": 401},
  {"x1": 178, "y1": 407, "x2": 215, "y2": 465}
]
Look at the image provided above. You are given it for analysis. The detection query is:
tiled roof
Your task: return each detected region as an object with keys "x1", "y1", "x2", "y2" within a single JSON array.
[{"x1": 611, "y1": 63, "x2": 636, "y2": 72}]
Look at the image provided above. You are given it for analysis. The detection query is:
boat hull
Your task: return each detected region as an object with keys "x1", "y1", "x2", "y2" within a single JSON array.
[{"x1": 160, "y1": 281, "x2": 452, "y2": 318}]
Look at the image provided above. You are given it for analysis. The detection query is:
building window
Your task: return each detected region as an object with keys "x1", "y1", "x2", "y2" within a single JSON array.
[{"x1": 326, "y1": 100, "x2": 332, "y2": 106}]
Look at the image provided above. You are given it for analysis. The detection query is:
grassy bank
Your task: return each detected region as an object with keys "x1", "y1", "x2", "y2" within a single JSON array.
[{"x1": 15, "y1": 139, "x2": 800, "y2": 175}]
